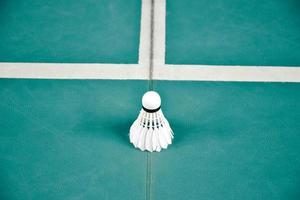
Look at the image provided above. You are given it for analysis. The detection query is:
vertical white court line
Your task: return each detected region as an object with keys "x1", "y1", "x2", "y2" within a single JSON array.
[
  {"x1": 138, "y1": 0, "x2": 151, "y2": 68},
  {"x1": 152, "y1": 0, "x2": 166, "y2": 73}
]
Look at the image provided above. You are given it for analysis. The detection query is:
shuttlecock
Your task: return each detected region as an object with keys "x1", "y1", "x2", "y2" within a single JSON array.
[{"x1": 129, "y1": 91, "x2": 174, "y2": 152}]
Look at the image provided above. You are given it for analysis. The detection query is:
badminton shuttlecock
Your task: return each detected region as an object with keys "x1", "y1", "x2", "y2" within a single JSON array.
[{"x1": 129, "y1": 91, "x2": 174, "y2": 152}]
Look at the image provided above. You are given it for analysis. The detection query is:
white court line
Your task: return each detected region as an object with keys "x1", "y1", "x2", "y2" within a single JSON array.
[
  {"x1": 0, "y1": 63, "x2": 148, "y2": 79},
  {"x1": 152, "y1": 0, "x2": 165, "y2": 67},
  {"x1": 0, "y1": 0, "x2": 300, "y2": 82},
  {"x1": 159, "y1": 65, "x2": 300, "y2": 82},
  {"x1": 138, "y1": 0, "x2": 151, "y2": 68}
]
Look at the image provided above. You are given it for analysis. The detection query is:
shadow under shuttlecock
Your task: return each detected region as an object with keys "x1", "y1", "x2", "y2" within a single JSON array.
[
  {"x1": 72, "y1": 113, "x2": 133, "y2": 148},
  {"x1": 108, "y1": 120, "x2": 133, "y2": 145}
]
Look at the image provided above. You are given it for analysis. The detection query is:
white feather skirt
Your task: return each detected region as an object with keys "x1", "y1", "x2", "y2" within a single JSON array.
[{"x1": 129, "y1": 109, "x2": 174, "y2": 152}]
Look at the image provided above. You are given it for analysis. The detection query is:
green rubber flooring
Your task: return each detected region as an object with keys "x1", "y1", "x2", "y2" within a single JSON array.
[
  {"x1": 1, "y1": 79, "x2": 300, "y2": 199},
  {"x1": 166, "y1": 0, "x2": 300, "y2": 66},
  {"x1": 0, "y1": 0, "x2": 141, "y2": 63}
]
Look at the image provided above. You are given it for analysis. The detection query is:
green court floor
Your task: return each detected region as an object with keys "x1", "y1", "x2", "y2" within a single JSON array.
[
  {"x1": 166, "y1": 0, "x2": 300, "y2": 66},
  {"x1": 1, "y1": 0, "x2": 300, "y2": 66},
  {"x1": 0, "y1": 0, "x2": 141, "y2": 63},
  {"x1": 0, "y1": 80, "x2": 148, "y2": 199},
  {"x1": 1, "y1": 79, "x2": 299, "y2": 199}
]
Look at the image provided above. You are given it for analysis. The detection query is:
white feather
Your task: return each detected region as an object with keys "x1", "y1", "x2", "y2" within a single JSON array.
[
  {"x1": 129, "y1": 120, "x2": 138, "y2": 143},
  {"x1": 152, "y1": 129, "x2": 158, "y2": 151},
  {"x1": 145, "y1": 128, "x2": 153, "y2": 152},
  {"x1": 137, "y1": 127, "x2": 147, "y2": 151},
  {"x1": 129, "y1": 108, "x2": 173, "y2": 152}
]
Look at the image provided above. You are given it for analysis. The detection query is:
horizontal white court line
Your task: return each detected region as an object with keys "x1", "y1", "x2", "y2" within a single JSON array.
[
  {"x1": 0, "y1": 63, "x2": 148, "y2": 79},
  {"x1": 155, "y1": 64, "x2": 300, "y2": 82},
  {"x1": 0, "y1": 62, "x2": 299, "y2": 82}
]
